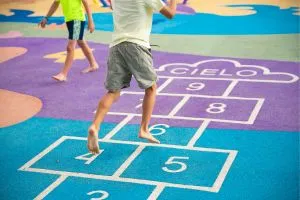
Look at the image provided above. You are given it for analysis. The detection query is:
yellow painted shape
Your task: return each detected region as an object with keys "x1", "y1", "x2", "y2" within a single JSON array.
[
  {"x1": 44, "y1": 48, "x2": 95, "y2": 63},
  {"x1": 188, "y1": 0, "x2": 300, "y2": 16},
  {"x1": 0, "y1": 47, "x2": 27, "y2": 64}
]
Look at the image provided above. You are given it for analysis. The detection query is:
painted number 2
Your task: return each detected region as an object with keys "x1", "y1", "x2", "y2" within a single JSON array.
[
  {"x1": 206, "y1": 103, "x2": 227, "y2": 114},
  {"x1": 162, "y1": 156, "x2": 189, "y2": 173},
  {"x1": 87, "y1": 190, "x2": 109, "y2": 200}
]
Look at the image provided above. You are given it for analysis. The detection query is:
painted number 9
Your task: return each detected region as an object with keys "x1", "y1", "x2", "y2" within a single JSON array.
[
  {"x1": 87, "y1": 190, "x2": 109, "y2": 200},
  {"x1": 162, "y1": 156, "x2": 189, "y2": 173},
  {"x1": 186, "y1": 82, "x2": 205, "y2": 91}
]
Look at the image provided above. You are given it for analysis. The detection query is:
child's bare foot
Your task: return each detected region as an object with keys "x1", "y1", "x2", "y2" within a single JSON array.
[
  {"x1": 87, "y1": 124, "x2": 100, "y2": 154},
  {"x1": 52, "y1": 73, "x2": 67, "y2": 82},
  {"x1": 81, "y1": 64, "x2": 99, "y2": 74},
  {"x1": 139, "y1": 131, "x2": 160, "y2": 144}
]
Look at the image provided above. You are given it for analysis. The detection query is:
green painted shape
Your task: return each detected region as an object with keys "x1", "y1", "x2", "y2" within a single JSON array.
[{"x1": 0, "y1": 22, "x2": 299, "y2": 62}]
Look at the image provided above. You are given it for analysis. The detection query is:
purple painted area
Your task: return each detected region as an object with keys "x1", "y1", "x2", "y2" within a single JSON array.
[
  {"x1": 110, "y1": 93, "x2": 183, "y2": 116},
  {"x1": 160, "y1": 79, "x2": 232, "y2": 96},
  {"x1": 176, "y1": 97, "x2": 258, "y2": 122},
  {"x1": 0, "y1": 38, "x2": 299, "y2": 132}
]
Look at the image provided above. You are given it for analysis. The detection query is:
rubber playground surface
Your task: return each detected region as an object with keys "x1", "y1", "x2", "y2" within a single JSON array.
[{"x1": 0, "y1": 0, "x2": 299, "y2": 199}]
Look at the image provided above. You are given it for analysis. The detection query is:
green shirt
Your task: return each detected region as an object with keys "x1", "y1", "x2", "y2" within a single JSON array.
[{"x1": 56, "y1": 0, "x2": 86, "y2": 22}]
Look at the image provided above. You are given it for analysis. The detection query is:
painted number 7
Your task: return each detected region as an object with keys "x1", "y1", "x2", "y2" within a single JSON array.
[{"x1": 162, "y1": 156, "x2": 189, "y2": 173}]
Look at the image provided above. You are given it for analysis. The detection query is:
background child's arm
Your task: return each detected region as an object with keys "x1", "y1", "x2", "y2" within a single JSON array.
[
  {"x1": 38, "y1": 0, "x2": 60, "y2": 28},
  {"x1": 82, "y1": 0, "x2": 95, "y2": 33}
]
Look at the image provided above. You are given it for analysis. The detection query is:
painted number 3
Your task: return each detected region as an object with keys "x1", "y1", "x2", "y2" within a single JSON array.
[{"x1": 162, "y1": 156, "x2": 189, "y2": 173}]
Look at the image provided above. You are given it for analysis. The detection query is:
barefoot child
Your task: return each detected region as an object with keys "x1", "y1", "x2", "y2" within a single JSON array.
[
  {"x1": 39, "y1": 0, "x2": 99, "y2": 82},
  {"x1": 87, "y1": 0, "x2": 177, "y2": 154}
]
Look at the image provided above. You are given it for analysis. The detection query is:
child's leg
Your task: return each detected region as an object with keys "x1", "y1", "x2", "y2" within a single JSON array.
[
  {"x1": 77, "y1": 40, "x2": 99, "y2": 73},
  {"x1": 138, "y1": 84, "x2": 160, "y2": 144},
  {"x1": 88, "y1": 91, "x2": 120, "y2": 154},
  {"x1": 52, "y1": 40, "x2": 76, "y2": 81}
]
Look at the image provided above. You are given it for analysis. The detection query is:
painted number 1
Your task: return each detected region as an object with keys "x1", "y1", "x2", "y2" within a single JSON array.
[{"x1": 162, "y1": 156, "x2": 189, "y2": 173}]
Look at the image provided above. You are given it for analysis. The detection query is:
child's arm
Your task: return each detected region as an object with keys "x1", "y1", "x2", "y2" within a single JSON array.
[
  {"x1": 82, "y1": 0, "x2": 95, "y2": 33},
  {"x1": 38, "y1": 0, "x2": 60, "y2": 28},
  {"x1": 160, "y1": 0, "x2": 177, "y2": 19}
]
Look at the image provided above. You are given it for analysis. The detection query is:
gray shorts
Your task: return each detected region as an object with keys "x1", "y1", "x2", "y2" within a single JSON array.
[{"x1": 105, "y1": 42, "x2": 158, "y2": 91}]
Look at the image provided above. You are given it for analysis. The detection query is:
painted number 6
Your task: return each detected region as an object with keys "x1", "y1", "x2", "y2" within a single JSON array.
[
  {"x1": 162, "y1": 156, "x2": 189, "y2": 173},
  {"x1": 149, "y1": 124, "x2": 170, "y2": 136}
]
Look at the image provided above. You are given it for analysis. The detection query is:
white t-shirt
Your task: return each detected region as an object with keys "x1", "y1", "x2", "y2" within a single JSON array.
[{"x1": 110, "y1": 0, "x2": 165, "y2": 49}]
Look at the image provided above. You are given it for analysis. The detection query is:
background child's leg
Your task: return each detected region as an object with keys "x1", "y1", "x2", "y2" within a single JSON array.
[
  {"x1": 78, "y1": 40, "x2": 99, "y2": 73},
  {"x1": 139, "y1": 84, "x2": 160, "y2": 143},
  {"x1": 52, "y1": 40, "x2": 76, "y2": 81}
]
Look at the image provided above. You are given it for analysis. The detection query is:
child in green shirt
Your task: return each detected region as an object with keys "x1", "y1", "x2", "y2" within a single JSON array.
[{"x1": 39, "y1": 0, "x2": 99, "y2": 82}]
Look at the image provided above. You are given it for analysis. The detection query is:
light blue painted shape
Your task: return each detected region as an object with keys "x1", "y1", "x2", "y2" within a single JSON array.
[
  {"x1": 0, "y1": 5, "x2": 299, "y2": 34},
  {"x1": 31, "y1": 139, "x2": 137, "y2": 176},
  {"x1": 121, "y1": 146, "x2": 229, "y2": 187}
]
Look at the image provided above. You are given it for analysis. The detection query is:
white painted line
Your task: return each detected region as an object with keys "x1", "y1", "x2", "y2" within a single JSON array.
[
  {"x1": 187, "y1": 120, "x2": 210, "y2": 147},
  {"x1": 65, "y1": 136, "x2": 234, "y2": 153},
  {"x1": 248, "y1": 99, "x2": 265, "y2": 124},
  {"x1": 157, "y1": 78, "x2": 174, "y2": 93},
  {"x1": 147, "y1": 184, "x2": 165, "y2": 200},
  {"x1": 25, "y1": 167, "x2": 214, "y2": 192},
  {"x1": 157, "y1": 75, "x2": 299, "y2": 83},
  {"x1": 19, "y1": 136, "x2": 67, "y2": 170},
  {"x1": 122, "y1": 91, "x2": 262, "y2": 101},
  {"x1": 211, "y1": 150, "x2": 238, "y2": 193},
  {"x1": 168, "y1": 96, "x2": 190, "y2": 116},
  {"x1": 113, "y1": 145, "x2": 145, "y2": 177},
  {"x1": 103, "y1": 115, "x2": 134, "y2": 141},
  {"x1": 107, "y1": 112, "x2": 256, "y2": 124},
  {"x1": 222, "y1": 80, "x2": 238, "y2": 97},
  {"x1": 34, "y1": 175, "x2": 68, "y2": 200}
]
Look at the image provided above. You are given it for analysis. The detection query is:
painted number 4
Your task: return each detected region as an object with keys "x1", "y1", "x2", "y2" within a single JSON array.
[
  {"x1": 75, "y1": 151, "x2": 103, "y2": 165},
  {"x1": 162, "y1": 156, "x2": 189, "y2": 173}
]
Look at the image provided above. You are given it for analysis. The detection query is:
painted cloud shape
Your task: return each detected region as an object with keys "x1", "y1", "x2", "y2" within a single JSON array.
[{"x1": 156, "y1": 59, "x2": 299, "y2": 83}]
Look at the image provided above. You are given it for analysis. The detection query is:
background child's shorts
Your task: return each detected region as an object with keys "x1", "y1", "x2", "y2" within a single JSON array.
[
  {"x1": 105, "y1": 42, "x2": 158, "y2": 91},
  {"x1": 66, "y1": 20, "x2": 85, "y2": 40}
]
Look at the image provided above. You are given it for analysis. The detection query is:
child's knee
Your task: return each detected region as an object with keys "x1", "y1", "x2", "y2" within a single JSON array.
[
  {"x1": 146, "y1": 84, "x2": 157, "y2": 93},
  {"x1": 77, "y1": 40, "x2": 85, "y2": 47},
  {"x1": 66, "y1": 44, "x2": 75, "y2": 53}
]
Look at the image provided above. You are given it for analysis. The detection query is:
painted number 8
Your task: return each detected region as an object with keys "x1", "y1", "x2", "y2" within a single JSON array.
[{"x1": 206, "y1": 103, "x2": 227, "y2": 114}]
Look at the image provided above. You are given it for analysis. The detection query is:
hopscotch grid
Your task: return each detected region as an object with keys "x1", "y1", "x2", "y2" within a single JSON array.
[
  {"x1": 168, "y1": 95, "x2": 190, "y2": 116},
  {"x1": 20, "y1": 136, "x2": 236, "y2": 193},
  {"x1": 103, "y1": 115, "x2": 134, "y2": 141}
]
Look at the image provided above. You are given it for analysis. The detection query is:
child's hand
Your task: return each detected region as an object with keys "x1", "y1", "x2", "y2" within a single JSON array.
[
  {"x1": 38, "y1": 18, "x2": 48, "y2": 28},
  {"x1": 88, "y1": 21, "x2": 95, "y2": 33}
]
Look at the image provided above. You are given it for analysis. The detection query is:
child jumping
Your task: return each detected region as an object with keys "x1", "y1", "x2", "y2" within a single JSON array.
[
  {"x1": 39, "y1": 0, "x2": 99, "y2": 82},
  {"x1": 87, "y1": 0, "x2": 177, "y2": 154}
]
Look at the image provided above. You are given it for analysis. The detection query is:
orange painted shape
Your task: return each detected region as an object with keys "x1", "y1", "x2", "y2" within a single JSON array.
[
  {"x1": 0, "y1": 47, "x2": 27, "y2": 64},
  {"x1": 0, "y1": 89, "x2": 43, "y2": 128}
]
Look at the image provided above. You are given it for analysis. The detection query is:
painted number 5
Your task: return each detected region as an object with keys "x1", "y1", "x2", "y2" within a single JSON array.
[
  {"x1": 87, "y1": 190, "x2": 109, "y2": 200},
  {"x1": 162, "y1": 156, "x2": 189, "y2": 173}
]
